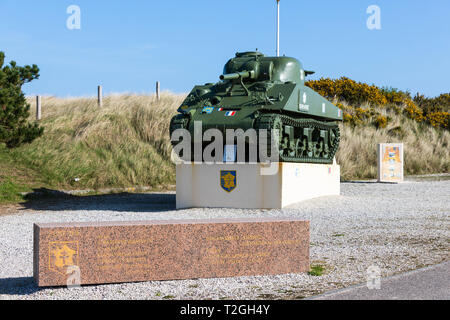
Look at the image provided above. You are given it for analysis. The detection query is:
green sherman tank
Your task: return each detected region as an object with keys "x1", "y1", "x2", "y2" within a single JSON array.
[{"x1": 170, "y1": 51, "x2": 342, "y2": 163}]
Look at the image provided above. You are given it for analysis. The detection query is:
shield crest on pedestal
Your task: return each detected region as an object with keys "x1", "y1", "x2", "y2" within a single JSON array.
[{"x1": 220, "y1": 170, "x2": 237, "y2": 193}]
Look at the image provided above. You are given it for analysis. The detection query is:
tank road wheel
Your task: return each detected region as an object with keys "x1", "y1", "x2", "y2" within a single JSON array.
[
  {"x1": 313, "y1": 142, "x2": 322, "y2": 158},
  {"x1": 295, "y1": 138, "x2": 307, "y2": 158},
  {"x1": 281, "y1": 135, "x2": 296, "y2": 157},
  {"x1": 329, "y1": 127, "x2": 340, "y2": 160},
  {"x1": 280, "y1": 135, "x2": 288, "y2": 157},
  {"x1": 271, "y1": 116, "x2": 283, "y2": 158},
  {"x1": 312, "y1": 128, "x2": 322, "y2": 158},
  {"x1": 280, "y1": 126, "x2": 296, "y2": 157},
  {"x1": 320, "y1": 129, "x2": 330, "y2": 158},
  {"x1": 302, "y1": 127, "x2": 314, "y2": 158}
]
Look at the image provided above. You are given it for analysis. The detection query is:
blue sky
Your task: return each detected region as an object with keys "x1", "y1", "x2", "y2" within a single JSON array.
[{"x1": 0, "y1": 0, "x2": 449, "y2": 97}]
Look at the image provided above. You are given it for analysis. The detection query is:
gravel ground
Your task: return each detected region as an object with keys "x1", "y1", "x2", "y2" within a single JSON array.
[{"x1": 0, "y1": 180, "x2": 449, "y2": 300}]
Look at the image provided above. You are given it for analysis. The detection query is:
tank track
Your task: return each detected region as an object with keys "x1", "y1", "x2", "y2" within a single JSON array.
[{"x1": 254, "y1": 113, "x2": 340, "y2": 164}]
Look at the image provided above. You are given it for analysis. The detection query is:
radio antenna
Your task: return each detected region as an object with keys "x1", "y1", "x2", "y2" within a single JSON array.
[{"x1": 276, "y1": 0, "x2": 280, "y2": 56}]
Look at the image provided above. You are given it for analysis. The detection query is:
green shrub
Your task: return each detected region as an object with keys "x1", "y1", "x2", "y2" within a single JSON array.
[
  {"x1": 0, "y1": 51, "x2": 43, "y2": 148},
  {"x1": 308, "y1": 265, "x2": 325, "y2": 276}
]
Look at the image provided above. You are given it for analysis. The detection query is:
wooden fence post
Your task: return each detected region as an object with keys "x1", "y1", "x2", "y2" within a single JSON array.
[
  {"x1": 36, "y1": 95, "x2": 41, "y2": 120},
  {"x1": 97, "y1": 85, "x2": 103, "y2": 107},
  {"x1": 156, "y1": 81, "x2": 160, "y2": 101}
]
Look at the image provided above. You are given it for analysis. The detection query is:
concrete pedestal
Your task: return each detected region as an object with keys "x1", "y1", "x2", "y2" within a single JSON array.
[{"x1": 176, "y1": 161, "x2": 340, "y2": 209}]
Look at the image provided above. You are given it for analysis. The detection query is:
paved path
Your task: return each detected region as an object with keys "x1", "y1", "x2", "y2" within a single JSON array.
[{"x1": 310, "y1": 261, "x2": 450, "y2": 300}]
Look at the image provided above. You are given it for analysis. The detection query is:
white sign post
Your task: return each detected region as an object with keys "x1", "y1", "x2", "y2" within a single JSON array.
[
  {"x1": 377, "y1": 143, "x2": 404, "y2": 183},
  {"x1": 223, "y1": 145, "x2": 237, "y2": 163}
]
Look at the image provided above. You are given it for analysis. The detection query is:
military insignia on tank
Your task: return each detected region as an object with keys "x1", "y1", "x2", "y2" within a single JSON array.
[
  {"x1": 220, "y1": 170, "x2": 237, "y2": 192},
  {"x1": 49, "y1": 241, "x2": 79, "y2": 275},
  {"x1": 299, "y1": 92, "x2": 309, "y2": 111},
  {"x1": 202, "y1": 106, "x2": 214, "y2": 114}
]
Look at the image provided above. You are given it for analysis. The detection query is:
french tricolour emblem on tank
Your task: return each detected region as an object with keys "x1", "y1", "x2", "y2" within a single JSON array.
[
  {"x1": 220, "y1": 170, "x2": 237, "y2": 192},
  {"x1": 225, "y1": 111, "x2": 236, "y2": 116}
]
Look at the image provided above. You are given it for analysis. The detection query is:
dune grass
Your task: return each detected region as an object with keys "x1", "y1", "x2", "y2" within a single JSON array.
[
  {"x1": 0, "y1": 92, "x2": 448, "y2": 203},
  {"x1": 337, "y1": 107, "x2": 450, "y2": 180},
  {"x1": 2, "y1": 93, "x2": 182, "y2": 194}
]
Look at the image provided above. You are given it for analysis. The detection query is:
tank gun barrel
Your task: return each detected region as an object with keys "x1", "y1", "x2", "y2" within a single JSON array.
[{"x1": 220, "y1": 70, "x2": 255, "y2": 81}]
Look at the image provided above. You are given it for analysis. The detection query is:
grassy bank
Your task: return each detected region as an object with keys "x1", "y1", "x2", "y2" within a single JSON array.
[
  {"x1": 0, "y1": 91, "x2": 449, "y2": 203},
  {"x1": 0, "y1": 147, "x2": 50, "y2": 203},
  {"x1": 338, "y1": 110, "x2": 450, "y2": 179},
  {"x1": 1, "y1": 93, "x2": 183, "y2": 203}
]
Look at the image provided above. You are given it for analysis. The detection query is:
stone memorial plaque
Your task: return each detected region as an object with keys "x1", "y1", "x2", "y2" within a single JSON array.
[
  {"x1": 377, "y1": 143, "x2": 404, "y2": 183},
  {"x1": 34, "y1": 218, "x2": 309, "y2": 287}
]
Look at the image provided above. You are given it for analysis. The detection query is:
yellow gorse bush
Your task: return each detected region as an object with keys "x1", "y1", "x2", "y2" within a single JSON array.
[
  {"x1": 306, "y1": 77, "x2": 387, "y2": 106},
  {"x1": 404, "y1": 100, "x2": 424, "y2": 122},
  {"x1": 427, "y1": 112, "x2": 449, "y2": 129},
  {"x1": 375, "y1": 115, "x2": 388, "y2": 129},
  {"x1": 305, "y1": 77, "x2": 449, "y2": 130}
]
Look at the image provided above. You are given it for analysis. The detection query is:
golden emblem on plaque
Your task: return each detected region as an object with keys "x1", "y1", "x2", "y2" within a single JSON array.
[{"x1": 49, "y1": 241, "x2": 79, "y2": 275}]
